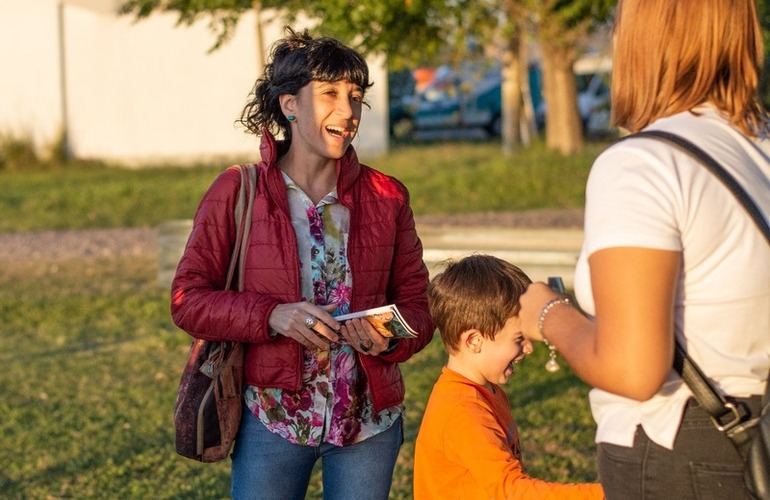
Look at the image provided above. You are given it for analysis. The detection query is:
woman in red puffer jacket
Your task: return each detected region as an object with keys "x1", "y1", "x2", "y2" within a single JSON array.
[{"x1": 170, "y1": 27, "x2": 434, "y2": 500}]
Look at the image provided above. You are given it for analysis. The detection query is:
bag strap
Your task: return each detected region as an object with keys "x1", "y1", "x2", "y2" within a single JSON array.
[
  {"x1": 225, "y1": 164, "x2": 258, "y2": 292},
  {"x1": 199, "y1": 165, "x2": 257, "y2": 378},
  {"x1": 621, "y1": 130, "x2": 770, "y2": 437}
]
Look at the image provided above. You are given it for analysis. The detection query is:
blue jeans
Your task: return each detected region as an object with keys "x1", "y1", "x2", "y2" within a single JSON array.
[
  {"x1": 231, "y1": 408, "x2": 403, "y2": 500},
  {"x1": 597, "y1": 396, "x2": 761, "y2": 500}
]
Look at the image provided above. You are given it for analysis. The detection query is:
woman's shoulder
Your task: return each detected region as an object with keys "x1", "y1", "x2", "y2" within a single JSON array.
[
  {"x1": 198, "y1": 165, "x2": 243, "y2": 203},
  {"x1": 597, "y1": 109, "x2": 730, "y2": 169},
  {"x1": 357, "y1": 163, "x2": 410, "y2": 197}
]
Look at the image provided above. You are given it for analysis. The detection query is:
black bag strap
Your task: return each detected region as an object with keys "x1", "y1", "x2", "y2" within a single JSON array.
[
  {"x1": 621, "y1": 130, "x2": 770, "y2": 437},
  {"x1": 626, "y1": 130, "x2": 770, "y2": 243}
]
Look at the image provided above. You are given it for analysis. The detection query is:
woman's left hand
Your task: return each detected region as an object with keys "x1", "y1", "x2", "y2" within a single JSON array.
[{"x1": 339, "y1": 318, "x2": 389, "y2": 355}]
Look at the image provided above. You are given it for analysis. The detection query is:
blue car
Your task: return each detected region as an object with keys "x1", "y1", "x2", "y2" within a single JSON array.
[{"x1": 389, "y1": 65, "x2": 543, "y2": 140}]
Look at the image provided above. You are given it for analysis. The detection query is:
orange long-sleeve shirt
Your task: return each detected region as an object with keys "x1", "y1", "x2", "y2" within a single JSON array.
[{"x1": 414, "y1": 367, "x2": 604, "y2": 500}]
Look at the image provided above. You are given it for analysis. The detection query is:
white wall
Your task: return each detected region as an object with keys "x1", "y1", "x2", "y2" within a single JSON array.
[
  {"x1": 63, "y1": 5, "x2": 260, "y2": 165},
  {"x1": 0, "y1": 1, "x2": 388, "y2": 166},
  {"x1": 0, "y1": 0, "x2": 63, "y2": 150},
  {"x1": 355, "y1": 52, "x2": 388, "y2": 161}
]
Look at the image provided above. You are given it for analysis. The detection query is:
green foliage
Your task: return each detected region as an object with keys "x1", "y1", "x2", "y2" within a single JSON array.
[
  {"x1": 120, "y1": 0, "x2": 452, "y2": 68},
  {"x1": 120, "y1": 0, "x2": 255, "y2": 51},
  {"x1": 0, "y1": 139, "x2": 609, "y2": 233},
  {"x1": 541, "y1": 0, "x2": 615, "y2": 26},
  {"x1": 0, "y1": 134, "x2": 42, "y2": 171},
  {"x1": 756, "y1": 0, "x2": 770, "y2": 108},
  {"x1": 0, "y1": 130, "x2": 76, "y2": 171},
  {"x1": 0, "y1": 253, "x2": 597, "y2": 498},
  {"x1": 530, "y1": 0, "x2": 615, "y2": 49},
  {"x1": 117, "y1": 0, "x2": 615, "y2": 69}
]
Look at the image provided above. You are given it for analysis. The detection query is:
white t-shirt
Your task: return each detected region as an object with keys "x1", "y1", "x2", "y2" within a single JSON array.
[{"x1": 574, "y1": 106, "x2": 770, "y2": 450}]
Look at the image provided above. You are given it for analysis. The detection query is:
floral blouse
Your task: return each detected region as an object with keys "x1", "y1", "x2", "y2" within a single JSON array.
[{"x1": 244, "y1": 171, "x2": 402, "y2": 446}]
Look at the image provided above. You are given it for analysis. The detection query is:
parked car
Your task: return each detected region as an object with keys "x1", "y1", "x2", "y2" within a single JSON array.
[
  {"x1": 389, "y1": 65, "x2": 521, "y2": 140},
  {"x1": 411, "y1": 68, "x2": 502, "y2": 137},
  {"x1": 388, "y1": 69, "x2": 418, "y2": 138},
  {"x1": 574, "y1": 55, "x2": 612, "y2": 134},
  {"x1": 389, "y1": 56, "x2": 610, "y2": 140}
]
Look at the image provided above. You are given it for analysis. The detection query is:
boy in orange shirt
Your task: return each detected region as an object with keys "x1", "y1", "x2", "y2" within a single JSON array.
[{"x1": 414, "y1": 255, "x2": 603, "y2": 499}]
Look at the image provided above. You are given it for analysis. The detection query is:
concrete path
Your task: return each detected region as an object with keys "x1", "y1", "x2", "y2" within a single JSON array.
[
  {"x1": 416, "y1": 224, "x2": 583, "y2": 288},
  {"x1": 156, "y1": 220, "x2": 584, "y2": 289}
]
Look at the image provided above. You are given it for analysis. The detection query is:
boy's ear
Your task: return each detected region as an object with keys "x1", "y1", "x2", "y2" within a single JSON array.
[{"x1": 460, "y1": 329, "x2": 484, "y2": 354}]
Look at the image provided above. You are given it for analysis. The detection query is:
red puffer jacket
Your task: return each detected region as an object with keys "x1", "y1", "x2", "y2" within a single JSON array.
[{"x1": 171, "y1": 131, "x2": 434, "y2": 412}]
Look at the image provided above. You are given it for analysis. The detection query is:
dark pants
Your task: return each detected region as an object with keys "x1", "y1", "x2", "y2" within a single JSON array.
[{"x1": 598, "y1": 396, "x2": 761, "y2": 500}]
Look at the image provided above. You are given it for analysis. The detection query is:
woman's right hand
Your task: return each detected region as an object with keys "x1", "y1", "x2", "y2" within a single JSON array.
[{"x1": 268, "y1": 302, "x2": 340, "y2": 350}]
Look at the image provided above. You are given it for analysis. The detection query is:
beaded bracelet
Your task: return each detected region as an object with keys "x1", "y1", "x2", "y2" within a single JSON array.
[{"x1": 537, "y1": 297, "x2": 572, "y2": 373}]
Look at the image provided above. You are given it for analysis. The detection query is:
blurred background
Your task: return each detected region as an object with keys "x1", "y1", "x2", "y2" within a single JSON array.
[
  {"x1": 1, "y1": 0, "x2": 621, "y2": 169},
  {"x1": 5, "y1": 1, "x2": 770, "y2": 168}
]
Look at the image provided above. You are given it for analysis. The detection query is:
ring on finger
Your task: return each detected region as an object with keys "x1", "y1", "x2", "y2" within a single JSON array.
[
  {"x1": 358, "y1": 338, "x2": 374, "y2": 352},
  {"x1": 304, "y1": 315, "x2": 317, "y2": 328}
]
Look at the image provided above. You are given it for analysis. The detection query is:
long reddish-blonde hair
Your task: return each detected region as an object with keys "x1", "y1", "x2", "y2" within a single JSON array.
[{"x1": 611, "y1": 0, "x2": 769, "y2": 136}]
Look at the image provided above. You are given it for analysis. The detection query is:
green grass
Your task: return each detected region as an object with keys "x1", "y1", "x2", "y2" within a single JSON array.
[
  {"x1": 0, "y1": 255, "x2": 597, "y2": 499},
  {"x1": 0, "y1": 139, "x2": 609, "y2": 232},
  {"x1": 379, "y1": 140, "x2": 604, "y2": 215},
  {"x1": 1, "y1": 139, "x2": 606, "y2": 498},
  {"x1": 0, "y1": 164, "x2": 223, "y2": 232}
]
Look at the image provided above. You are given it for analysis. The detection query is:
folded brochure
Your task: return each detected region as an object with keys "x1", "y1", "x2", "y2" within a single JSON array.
[{"x1": 335, "y1": 304, "x2": 418, "y2": 338}]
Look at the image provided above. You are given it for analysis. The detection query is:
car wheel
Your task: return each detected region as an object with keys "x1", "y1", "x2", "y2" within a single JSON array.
[{"x1": 487, "y1": 115, "x2": 502, "y2": 137}]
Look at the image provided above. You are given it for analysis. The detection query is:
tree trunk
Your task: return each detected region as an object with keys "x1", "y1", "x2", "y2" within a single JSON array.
[
  {"x1": 517, "y1": 32, "x2": 537, "y2": 146},
  {"x1": 501, "y1": 46, "x2": 523, "y2": 156},
  {"x1": 541, "y1": 42, "x2": 583, "y2": 154},
  {"x1": 501, "y1": 27, "x2": 536, "y2": 156}
]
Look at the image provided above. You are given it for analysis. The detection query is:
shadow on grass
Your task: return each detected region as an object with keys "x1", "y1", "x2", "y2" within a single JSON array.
[{"x1": 0, "y1": 337, "x2": 143, "y2": 363}]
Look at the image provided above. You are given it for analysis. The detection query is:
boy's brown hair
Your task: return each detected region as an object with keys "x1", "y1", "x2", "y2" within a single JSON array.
[{"x1": 428, "y1": 255, "x2": 531, "y2": 354}]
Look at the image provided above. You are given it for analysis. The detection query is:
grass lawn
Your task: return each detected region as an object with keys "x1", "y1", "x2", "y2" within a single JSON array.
[
  {"x1": 0, "y1": 139, "x2": 607, "y2": 498},
  {"x1": 0, "y1": 138, "x2": 609, "y2": 232}
]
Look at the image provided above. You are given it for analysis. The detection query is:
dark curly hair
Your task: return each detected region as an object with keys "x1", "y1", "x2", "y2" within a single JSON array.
[{"x1": 238, "y1": 27, "x2": 373, "y2": 145}]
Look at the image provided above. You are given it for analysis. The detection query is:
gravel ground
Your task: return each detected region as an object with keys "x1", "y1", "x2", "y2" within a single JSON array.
[
  {"x1": 0, "y1": 208, "x2": 583, "y2": 262},
  {"x1": 0, "y1": 227, "x2": 157, "y2": 262}
]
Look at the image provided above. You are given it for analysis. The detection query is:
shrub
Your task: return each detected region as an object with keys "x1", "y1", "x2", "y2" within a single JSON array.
[{"x1": 0, "y1": 133, "x2": 41, "y2": 171}]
